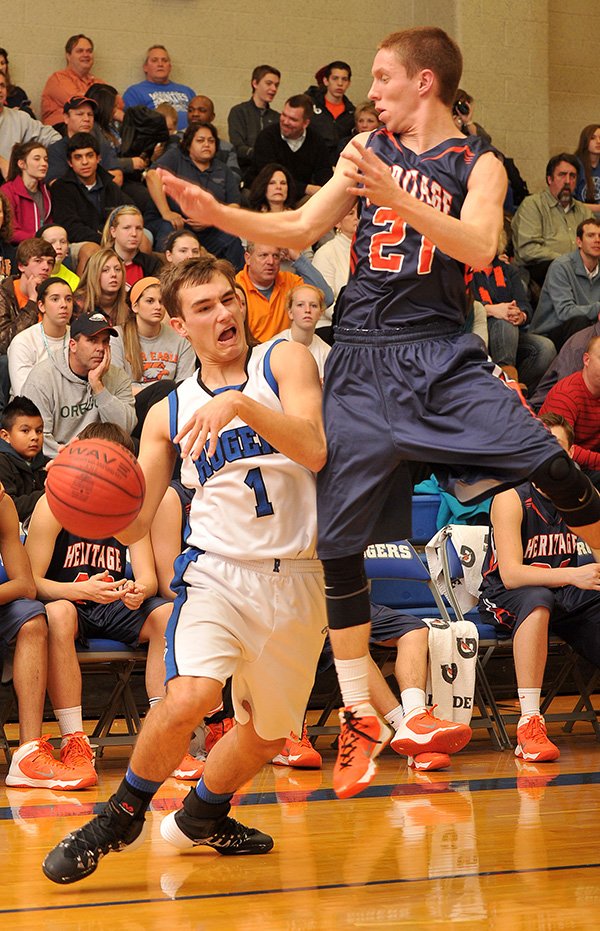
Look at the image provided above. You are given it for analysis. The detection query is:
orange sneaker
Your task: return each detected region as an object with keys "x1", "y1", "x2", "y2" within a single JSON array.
[
  {"x1": 390, "y1": 707, "x2": 471, "y2": 757},
  {"x1": 60, "y1": 732, "x2": 97, "y2": 786},
  {"x1": 205, "y1": 717, "x2": 235, "y2": 753},
  {"x1": 515, "y1": 714, "x2": 560, "y2": 762},
  {"x1": 171, "y1": 753, "x2": 205, "y2": 780},
  {"x1": 408, "y1": 752, "x2": 451, "y2": 771},
  {"x1": 6, "y1": 736, "x2": 97, "y2": 790},
  {"x1": 272, "y1": 721, "x2": 322, "y2": 769},
  {"x1": 333, "y1": 703, "x2": 391, "y2": 800}
]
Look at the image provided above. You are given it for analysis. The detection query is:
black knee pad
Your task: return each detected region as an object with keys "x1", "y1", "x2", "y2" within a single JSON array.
[
  {"x1": 322, "y1": 554, "x2": 371, "y2": 630},
  {"x1": 531, "y1": 452, "x2": 600, "y2": 526}
]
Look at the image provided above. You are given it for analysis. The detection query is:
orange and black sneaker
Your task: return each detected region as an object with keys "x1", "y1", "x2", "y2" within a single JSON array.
[
  {"x1": 272, "y1": 720, "x2": 322, "y2": 769},
  {"x1": 171, "y1": 753, "x2": 205, "y2": 780},
  {"x1": 205, "y1": 717, "x2": 236, "y2": 754},
  {"x1": 390, "y1": 707, "x2": 471, "y2": 757},
  {"x1": 6, "y1": 736, "x2": 97, "y2": 790},
  {"x1": 515, "y1": 714, "x2": 560, "y2": 762},
  {"x1": 333, "y1": 703, "x2": 391, "y2": 800}
]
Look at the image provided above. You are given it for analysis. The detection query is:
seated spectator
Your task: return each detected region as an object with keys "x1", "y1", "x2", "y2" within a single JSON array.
[
  {"x1": 111, "y1": 276, "x2": 195, "y2": 393},
  {"x1": 479, "y1": 413, "x2": 600, "y2": 763},
  {"x1": 0, "y1": 190, "x2": 15, "y2": 275},
  {"x1": 41, "y1": 34, "x2": 116, "y2": 129},
  {"x1": 512, "y1": 154, "x2": 593, "y2": 288},
  {"x1": 163, "y1": 229, "x2": 203, "y2": 264},
  {"x1": 8, "y1": 276, "x2": 72, "y2": 396},
  {"x1": 0, "y1": 47, "x2": 34, "y2": 117},
  {"x1": 249, "y1": 94, "x2": 332, "y2": 200},
  {"x1": 530, "y1": 315, "x2": 600, "y2": 410},
  {"x1": 73, "y1": 247, "x2": 128, "y2": 324},
  {"x1": 0, "y1": 237, "x2": 55, "y2": 353},
  {"x1": 186, "y1": 96, "x2": 240, "y2": 180},
  {"x1": 123, "y1": 45, "x2": 195, "y2": 131},
  {"x1": 37, "y1": 223, "x2": 79, "y2": 291},
  {"x1": 2, "y1": 142, "x2": 52, "y2": 243},
  {"x1": 530, "y1": 217, "x2": 600, "y2": 349},
  {"x1": 22, "y1": 310, "x2": 136, "y2": 457},
  {"x1": 468, "y1": 237, "x2": 556, "y2": 391},
  {"x1": 539, "y1": 334, "x2": 600, "y2": 474},
  {"x1": 1, "y1": 492, "x2": 86, "y2": 790},
  {"x1": 46, "y1": 95, "x2": 122, "y2": 185},
  {"x1": 24, "y1": 420, "x2": 201, "y2": 784},
  {"x1": 101, "y1": 205, "x2": 162, "y2": 289},
  {"x1": 353, "y1": 101, "x2": 382, "y2": 134},
  {"x1": 575, "y1": 124, "x2": 600, "y2": 212},
  {"x1": 0, "y1": 395, "x2": 48, "y2": 524},
  {"x1": 147, "y1": 122, "x2": 243, "y2": 265},
  {"x1": 248, "y1": 163, "x2": 296, "y2": 212},
  {"x1": 278, "y1": 285, "x2": 331, "y2": 376},
  {"x1": 312, "y1": 203, "x2": 358, "y2": 320},
  {"x1": 305, "y1": 61, "x2": 355, "y2": 167},
  {"x1": 227, "y1": 65, "x2": 281, "y2": 185},
  {"x1": 0, "y1": 74, "x2": 60, "y2": 181},
  {"x1": 236, "y1": 241, "x2": 333, "y2": 342},
  {"x1": 50, "y1": 132, "x2": 133, "y2": 273}
]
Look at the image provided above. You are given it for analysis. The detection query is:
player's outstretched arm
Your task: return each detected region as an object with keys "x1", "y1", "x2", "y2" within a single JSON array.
[
  {"x1": 175, "y1": 341, "x2": 326, "y2": 472},
  {"x1": 491, "y1": 489, "x2": 600, "y2": 590},
  {"x1": 343, "y1": 140, "x2": 506, "y2": 268},
  {"x1": 157, "y1": 154, "x2": 357, "y2": 252},
  {"x1": 118, "y1": 397, "x2": 177, "y2": 544}
]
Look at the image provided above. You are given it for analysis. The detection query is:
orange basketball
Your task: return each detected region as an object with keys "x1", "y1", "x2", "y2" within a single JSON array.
[{"x1": 45, "y1": 439, "x2": 145, "y2": 539}]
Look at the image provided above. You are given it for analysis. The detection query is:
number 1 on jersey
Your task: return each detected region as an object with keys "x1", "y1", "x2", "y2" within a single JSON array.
[
  {"x1": 369, "y1": 206, "x2": 436, "y2": 275},
  {"x1": 245, "y1": 467, "x2": 274, "y2": 518}
]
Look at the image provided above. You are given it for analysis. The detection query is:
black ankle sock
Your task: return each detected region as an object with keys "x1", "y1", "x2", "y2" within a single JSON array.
[
  {"x1": 113, "y1": 778, "x2": 153, "y2": 819},
  {"x1": 183, "y1": 787, "x2": 231, "y2": 822}
]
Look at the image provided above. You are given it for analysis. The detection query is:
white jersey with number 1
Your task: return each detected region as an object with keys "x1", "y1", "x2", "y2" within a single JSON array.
[{"x1": 168, "y1": 338, "x2": 318, "y2": 560}]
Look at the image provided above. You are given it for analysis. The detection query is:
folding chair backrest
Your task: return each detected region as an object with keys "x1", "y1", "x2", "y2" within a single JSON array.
[{"x1": 364, "y1": 540, "x2": 450, "y2": 619}]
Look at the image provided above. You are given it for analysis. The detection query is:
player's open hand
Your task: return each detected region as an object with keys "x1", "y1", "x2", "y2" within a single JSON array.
[
  {"x1": 175, "y1": 391, "x2": 241, "y2": 461},
  {"x1": 157, "y1": 169, "x2": 220, "y2": 228},
  {"x1": 342, "y1": 139, "x2": 400, "y2": 207}
]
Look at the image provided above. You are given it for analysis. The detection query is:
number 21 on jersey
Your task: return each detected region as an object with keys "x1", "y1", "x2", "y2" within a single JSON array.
[{"x1": 368, "y1": 206, "x2": 435, "y2": 275}]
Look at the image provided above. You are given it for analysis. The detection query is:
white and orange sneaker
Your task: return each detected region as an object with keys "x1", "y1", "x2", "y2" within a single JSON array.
[
  {"x1": 408, "y1": 752, "x2": 451, "y2": 772},
  {"x1": 333, "y1": 703, "x2": 391, "y2": 800},
  {"x1": 171, "y1": 753, "x2": 205, "y2": 780},
  {"x1": 515, "y1": 714, "x2": 560, "y2": 762},
  {"x1": 205, "y1": 717, "x2": 236, "y2": 754},
  {"x1": 60, "y1": 732, "x2": 97, "y2": 786},
  {"x1": 272, "y1": 721, "x2": 322, "y2": 769},
  {"x1": 6, "y1": 736, "x2": 97, "y2": 789},
  {"x1": 390, "y1": 707, "x2": 471, "y2": 758}
]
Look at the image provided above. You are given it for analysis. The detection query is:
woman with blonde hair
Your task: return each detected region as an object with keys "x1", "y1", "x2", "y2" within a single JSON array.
[
  {"x1": 73, "y1": 247, "x2": 128, "y2": 324},
  {"x1": 101, "y1": 205, "x2": 162, "y2": 288},
  {"x1": 111, "y1": 277, "x2": 195, "y2": 394}
]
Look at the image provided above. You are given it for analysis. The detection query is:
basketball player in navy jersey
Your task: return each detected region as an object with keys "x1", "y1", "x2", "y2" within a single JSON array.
[
  {"x1": 480, "y1": 413, "x2": 600, "y2": 763},
  {"x1": 152, "y1": 27, "x2": 600, "y2": 800}
]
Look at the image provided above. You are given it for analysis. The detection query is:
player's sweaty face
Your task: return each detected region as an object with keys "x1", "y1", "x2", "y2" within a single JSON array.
[{"x1": 368, "y1": 50, "x2": 418, "y2": 134}]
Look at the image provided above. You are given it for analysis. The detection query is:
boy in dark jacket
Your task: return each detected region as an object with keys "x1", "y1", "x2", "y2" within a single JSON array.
[{"x1": 0, "y1": 396, "x2": 47, "y2": 523}]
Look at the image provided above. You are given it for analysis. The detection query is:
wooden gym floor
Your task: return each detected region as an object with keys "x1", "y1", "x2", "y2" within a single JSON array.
[{"x1": 1, "y1": 710, "x2": 600, "y2": 931}]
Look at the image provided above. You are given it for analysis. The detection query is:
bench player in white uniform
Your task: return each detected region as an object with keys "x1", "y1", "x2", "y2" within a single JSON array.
[{"x1": 43, "y1": 254, "x2": 327, "y2": 885}]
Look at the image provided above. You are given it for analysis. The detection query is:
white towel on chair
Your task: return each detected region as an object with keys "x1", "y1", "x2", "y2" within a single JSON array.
[
  {"x1": 426, "y1": 524, "x2": 489, "y2": 613},
  {"x1": 423, "y1": 618, "x2": 478, "y2": 725}
]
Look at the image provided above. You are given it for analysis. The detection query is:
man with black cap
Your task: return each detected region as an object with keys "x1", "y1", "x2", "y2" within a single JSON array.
[
  {"x1": 22, "y1": 310, "x2": 136, "y2": 458},
  {"x1": 46, "y1": 95, "x2": 122, "y2": 184}
]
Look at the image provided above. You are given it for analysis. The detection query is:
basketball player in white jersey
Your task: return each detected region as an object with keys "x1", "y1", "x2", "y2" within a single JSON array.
[{"x1": 42, "y1": 255, "x2": 327, "y2": 885}]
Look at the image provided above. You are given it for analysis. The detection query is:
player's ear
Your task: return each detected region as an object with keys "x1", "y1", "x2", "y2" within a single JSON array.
[
  {"x1": 0, "y1": 429, "x2": 9, "y2": 442},
  {"x1": 169, "y1": 314, "x2": 188, "y2": 338}
]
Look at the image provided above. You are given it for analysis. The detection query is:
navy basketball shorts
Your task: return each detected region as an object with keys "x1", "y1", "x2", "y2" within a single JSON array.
[
  {"x1": 479, "y1": 584, "x2": 600, "y2": 635},
  {"x1": 317, "y1": 326, "x2": 562, "y2": 560},
  {"x1": 0, "y1": 598, "x2": 46, "y2": 678},
  {"x1": 76, "y1": 596, "x2": 168, "y2": 647}
]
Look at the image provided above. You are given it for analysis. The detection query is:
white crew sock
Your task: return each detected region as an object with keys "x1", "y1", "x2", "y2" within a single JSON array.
[
  {"x1": 55, "y1": 705, "x2": 83, "y2": 740},
  {"x1": 384, "y1": 704, "x2": 404, "y2": 731},
  {"x1": 334, "y1": 656, "x2": 370, "y2": 707},
  {"x1": 401, "y1": 688, "x2": 427, "y2": 717},
  {"x1": 518, "y1": 688, "x2": 541, "y2": 720}
]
